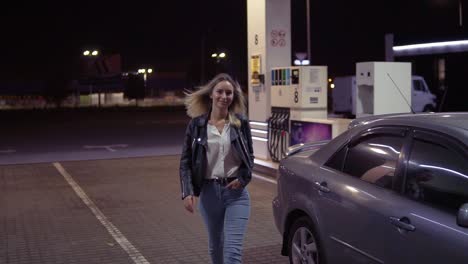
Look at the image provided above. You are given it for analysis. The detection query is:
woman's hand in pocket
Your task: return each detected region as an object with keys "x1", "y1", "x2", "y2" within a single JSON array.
[
  {"x1": 226, "y1": 179, "x2": 243, "y2": 190},
  {"x1": 183, "y1": 195, "x2": 197, "y2": 213}
]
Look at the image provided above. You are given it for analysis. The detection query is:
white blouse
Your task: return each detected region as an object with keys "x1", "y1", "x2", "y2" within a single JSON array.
[{"x1": 205, "y1": 123, "x2": 241, "y2": 179}]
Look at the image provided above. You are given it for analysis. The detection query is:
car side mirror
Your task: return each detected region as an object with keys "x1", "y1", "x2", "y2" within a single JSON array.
[{"x1": 457, "y1": 203, "x2": 468, "y2": 227}]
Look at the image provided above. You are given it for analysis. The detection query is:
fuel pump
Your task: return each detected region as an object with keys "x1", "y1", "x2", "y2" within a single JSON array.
[
  {"x1": 267, "y1": 107, "x2": 290, "y2": 161},
  {"x1": 268, "y1": 66, "x2": 330, "y2": 161}
]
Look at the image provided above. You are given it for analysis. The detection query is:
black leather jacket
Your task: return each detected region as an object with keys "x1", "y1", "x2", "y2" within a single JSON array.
[{"x1": 179, "y1": 113, "x2": 254, "y2": 199}]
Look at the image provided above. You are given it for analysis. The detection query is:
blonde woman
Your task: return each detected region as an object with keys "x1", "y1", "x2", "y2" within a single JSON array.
[{"x1": 179, "y1": 73, "x2": 254, "y2": 264}]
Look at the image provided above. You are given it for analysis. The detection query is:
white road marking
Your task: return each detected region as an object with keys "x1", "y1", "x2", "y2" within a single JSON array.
[
  {"x1": 53, "y1": 162, "x2": 150, "y2": 264},
  {"x1": 83, "y1": 144, "x2": 129, "y2": 152},
  {"x1": 252, "y1": 172, "x2": 277, "y2": 185},
  {"x1": 0, "y1": 149, "x2": 16, "y2": 154}
]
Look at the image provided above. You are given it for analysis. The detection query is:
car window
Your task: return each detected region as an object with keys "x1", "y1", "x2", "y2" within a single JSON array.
[
  {"x1": 413, "y1": 80, "x2": 424, "y2": 91},
  {"x1": 324, "y1": 146, "x2": 347, "y2": 171},
  {"x1": 342, "y1": 134, "x2": 404, "y2": 189},
  {"x1": 405, "y1": 138, "x2": 468, "y2": 214}
]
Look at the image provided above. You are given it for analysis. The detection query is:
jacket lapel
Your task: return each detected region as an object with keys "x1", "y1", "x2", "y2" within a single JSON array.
[
  {"x1": 230, "y1": 125, "x2": 239, "y2": 142},
  {"x1": 230, "y1": 125, "x2": 251, "y2": 168}
]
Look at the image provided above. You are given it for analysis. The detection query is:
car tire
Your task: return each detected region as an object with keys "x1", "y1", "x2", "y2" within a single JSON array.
[{"x1": 287, "y1": 216, "x2": 325, "y2": 264}]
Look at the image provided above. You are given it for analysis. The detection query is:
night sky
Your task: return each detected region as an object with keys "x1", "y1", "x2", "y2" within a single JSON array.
[{"x1": 0, "y1": 0, "x2": 466, "y2": 84}]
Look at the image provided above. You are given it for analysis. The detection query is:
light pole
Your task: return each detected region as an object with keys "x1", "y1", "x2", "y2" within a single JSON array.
[
  {"x1": 211, "y1": 52, "x2": 228, "y2": 74},
  {"x1": 82, "y1": 49, "x2": 100, "y2": 107},
  {"x1": 137, "y1": 68, "x2": 153, "y2": 97},
  {"x1": 306, "y1": 0, "x2": 311, "y2": 63},
  {"x1": 459, "y1": 0, "x2": 463, "y2": 27}
]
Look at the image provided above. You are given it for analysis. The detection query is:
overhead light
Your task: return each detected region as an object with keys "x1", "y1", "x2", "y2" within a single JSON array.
[
  {"x1": 211, "y1": 53, "x2": 218, "y2": 58},
  {"x1": 147, "y1": 69, "x2": 153, "y2": 73},
  {"x1": 393, "y1": 40, "x2": 468, "y2": 51},
  {"x1": 83, "y1": 50, "x2": 90, "y2": 56},
  {"x1": 393, "y1": 39, "x2": 468, "y2": 56},
  {"x1": 294, "y1": 59, "x2": 310, "y2": 65},
  {"x1": 219, "y1": 52, "x2": 226, "y2": 58},
  {"x1": 91, "y1": 50, "x2": 99, "y2": 56}
]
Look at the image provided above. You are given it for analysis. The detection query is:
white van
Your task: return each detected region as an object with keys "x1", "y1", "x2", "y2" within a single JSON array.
[
  {"x1": 412, "y1": 75, "x2": 437, "y2": 112},
  {"x1": 332, "y1": 75, "x2": 437, "y2": 115}
]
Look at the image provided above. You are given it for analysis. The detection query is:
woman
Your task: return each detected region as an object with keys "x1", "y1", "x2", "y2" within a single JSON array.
[{"x1": 179, "y1": 73, "x2": 254, "y2": 264}]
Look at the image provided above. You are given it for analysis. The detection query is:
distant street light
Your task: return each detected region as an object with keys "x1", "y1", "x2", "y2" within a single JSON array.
[
  {"x1": 294, "y1": 52, "x2": 309, "y2": 66},
  {"x1": 137, "y1": 68, "x2": 154, "y2": 96},
  {"x1": 294, "y1": 59, "x2": 310, "y2": 66},
  {"x1": 211, "y1": 52, "x2": 227, "y2": 63},
  {"x1": 81, "y1": 49, "x2": 101, "y2": 106},
  {"x1": 83, "y1": 50, "x2": 99, "y2": 56}
]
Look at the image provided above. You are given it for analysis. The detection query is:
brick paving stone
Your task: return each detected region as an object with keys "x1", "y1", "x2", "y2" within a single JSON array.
[
  {"x1": 1, "y1": 156, "x2": 289, "y2": 263},
  {"x1": 0, "y1": 164, "x2": 134, "y2": 264}
]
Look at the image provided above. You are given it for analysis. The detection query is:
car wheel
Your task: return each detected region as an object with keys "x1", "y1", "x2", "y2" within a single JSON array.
[{"x1": 288, "y1": 216, "x2": 324, "y2": 264}]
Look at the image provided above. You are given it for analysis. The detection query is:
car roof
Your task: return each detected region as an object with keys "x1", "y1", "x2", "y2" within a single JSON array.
[
  {"x1": 350, "y1": 112, "x2": 468, "y2": 144},
  {"x1": 283, "y1": 112, "x2": 468, "y2": 168}
]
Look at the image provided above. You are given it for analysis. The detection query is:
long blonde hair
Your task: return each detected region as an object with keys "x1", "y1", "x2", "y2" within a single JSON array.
[{"x1": 184, "y1": 73, "x2": 246, "y2": 127}]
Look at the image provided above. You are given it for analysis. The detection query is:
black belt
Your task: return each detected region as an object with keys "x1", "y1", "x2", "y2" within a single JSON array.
[{"x1": 205, "y1": 177, "x2": 237, "y2": 186}]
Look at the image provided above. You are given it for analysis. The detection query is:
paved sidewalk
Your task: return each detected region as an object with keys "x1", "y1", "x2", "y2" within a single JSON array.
[{"x1": 1, "y1": 156, "x2": 288, "y2": 264}]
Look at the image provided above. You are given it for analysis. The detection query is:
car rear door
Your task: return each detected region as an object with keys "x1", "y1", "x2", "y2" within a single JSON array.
[
  {"x1": 385, "y1": 129, "x2": 468, "y2": 264},
  {"x1": 316, "y1": 127, "x2": 409, "y2": 264}
]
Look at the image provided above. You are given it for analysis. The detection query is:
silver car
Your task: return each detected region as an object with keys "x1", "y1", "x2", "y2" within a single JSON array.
[{"x1": 272, "y1": 112, "x2": 468, "y2": 264}]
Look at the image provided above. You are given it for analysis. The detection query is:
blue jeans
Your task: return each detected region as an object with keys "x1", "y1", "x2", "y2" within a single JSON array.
[{"x1": 199, "y1": 181, "x2": 251, "y2": 264}]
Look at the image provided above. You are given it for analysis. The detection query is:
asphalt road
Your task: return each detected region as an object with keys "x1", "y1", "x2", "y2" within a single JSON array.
[
  {"x1": 0, "y1": 107, "x2": 289, "y2": 264},
  {"x1": 0, "y1": 107, "x2": 190, "y2": 165}
]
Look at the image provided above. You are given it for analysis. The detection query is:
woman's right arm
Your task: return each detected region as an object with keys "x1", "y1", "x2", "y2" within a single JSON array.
[{"x1": 179, "y1": 119, "x2": 194, "y2": 200}]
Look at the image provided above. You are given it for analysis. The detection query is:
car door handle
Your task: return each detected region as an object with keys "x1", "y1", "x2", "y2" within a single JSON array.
[
  {"x1": 389, "y1": 216, "x2": 416, "y2": 232},
  {"x1": 314, "y1": 181, "x2": 330, "y2": 193}
]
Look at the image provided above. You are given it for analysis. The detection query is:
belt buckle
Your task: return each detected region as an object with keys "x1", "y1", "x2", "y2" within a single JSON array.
[
  {"x1": 220, "y1": 177, "x2": 228, "y2": 185},
  {"x1": 214, "y1": 177, "x2": 226, "y2": 185}
]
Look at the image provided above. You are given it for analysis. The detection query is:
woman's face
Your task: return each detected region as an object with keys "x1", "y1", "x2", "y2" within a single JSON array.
[{"x1": 210, "y1": 80, "x2": 234, "y2": 111}]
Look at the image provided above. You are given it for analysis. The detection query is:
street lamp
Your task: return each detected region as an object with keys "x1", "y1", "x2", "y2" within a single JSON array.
[
  {"x1": 294, "y1": 59, "x2": 310, "y2": 65},
  {"x1": 83, "y1": 50, "x2": 99, "y2": 56},
  {"x1": 81, "y1": 49, "x2": 101, "y2": 106},
  {"x1": 294, "y1": 52, "x2": 309, "y2": 65},
  {"x1": 137, "y1": 68, "x2": 154, "y2": 96},
  {"x1": 211, "y1": 52, "x2": 227, "y2": 63}
]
